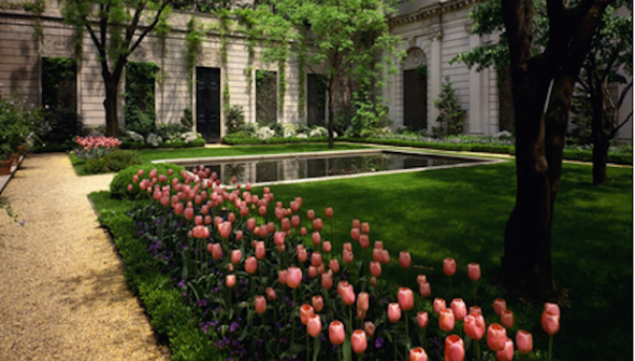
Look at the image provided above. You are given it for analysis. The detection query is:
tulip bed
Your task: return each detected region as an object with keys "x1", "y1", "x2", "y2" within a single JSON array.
[{"x1": 90, "y1": 161, "x2": 632, "y2": 361}]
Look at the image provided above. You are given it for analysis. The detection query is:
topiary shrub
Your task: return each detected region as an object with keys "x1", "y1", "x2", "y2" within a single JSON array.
[
  {"x1": 110, "y1": 162, "x2": 185, "y2": 200},
  {"x1": 84, "y1": 150, "x2": 143, "y2": 174}
]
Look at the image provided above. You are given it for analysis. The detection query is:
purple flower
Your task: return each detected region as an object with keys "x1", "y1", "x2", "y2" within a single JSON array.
[
  {"x1": 375, "y1": 337, "x2": 384, "y2": 349},
  {"x1": 230, "y1": 322, "x2": 240, "y2": 333}
]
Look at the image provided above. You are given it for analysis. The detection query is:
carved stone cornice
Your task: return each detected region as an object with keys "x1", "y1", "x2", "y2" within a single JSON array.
[
  {"x1": 427, "y1": 26, "x2": 443, "y2": 40},
  {"x1": 389, "y1": 0, "x2": 479, "y2": 27}
]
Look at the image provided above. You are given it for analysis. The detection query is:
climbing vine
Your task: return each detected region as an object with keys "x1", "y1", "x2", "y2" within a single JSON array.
[
  {"x1": 22, "y1": 0, "x2": 45, "y2": 47},
  {"x1": 185, "y1": 16, "x2": 204, "y2": 97},
  {"x1": 215, "y1": 8, "x2": 232, "y2": 116},
  {"x1": 296, "y1": 28, "x2": 308, "y2": 119},
  {"x1": 234, "y1": 9, "x2": 259, "y2": 101}
]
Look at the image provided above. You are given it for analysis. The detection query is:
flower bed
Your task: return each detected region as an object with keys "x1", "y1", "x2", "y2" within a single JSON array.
[
  {"x1": 223, "y1": 136, "x2": 329, "y2": 145},
  {"x1": 101, "y1": 164, "x2": 565, "y2": 361}
]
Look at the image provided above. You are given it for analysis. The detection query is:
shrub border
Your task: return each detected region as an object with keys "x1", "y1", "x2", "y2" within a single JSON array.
[
  {"x1": 88, "y1": 191, "x2": 220, "y2": 361},
  {"x1": 222, "y1": 136, "x2": 328, "y2": 145}
]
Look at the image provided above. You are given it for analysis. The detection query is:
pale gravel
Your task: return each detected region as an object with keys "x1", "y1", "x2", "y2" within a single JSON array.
[{"x1": 0, "y1": 153, "x2": 171, "y2": 361}]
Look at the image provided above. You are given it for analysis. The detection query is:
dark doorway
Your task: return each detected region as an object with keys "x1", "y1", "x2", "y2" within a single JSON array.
[
  {"x1": 307, "y1": 74, "x2": 326, "y2": 126},
  {"x1": 256, "y1": 70, "x2": 277, "y2": 125},
  {"x1": 403, "y1": 69, "x2": 427, "y2": 131},
  {"x1": 196, "y1": 67, "x2": 221, "y2": 143},
  {"x1": 41, "y1": 57, "x2": 79, "y2": 146}
]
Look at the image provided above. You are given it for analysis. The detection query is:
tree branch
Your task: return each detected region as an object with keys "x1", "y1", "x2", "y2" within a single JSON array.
[
  {"x1": 616, "y1": 80, "x2": 633, "y2": 109},
  {"x1": 615, "y1": 112, "x2": 633, "y2": 132},
  {"x1": 125, "y1": 3, "x2": 145, "y2": 48},
  {"x1": 129, "y1": 0, "x2": 172, "y2": 54},
  {"x1": 601, "y1": 47, "x2": 621, "y2": 83}
]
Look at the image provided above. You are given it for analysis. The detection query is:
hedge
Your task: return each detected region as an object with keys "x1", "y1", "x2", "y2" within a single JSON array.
[
  {"x1": 342, "y1": 137, "x2": 633, "y2": 165},
  {"x1": 88, "y1": 191, "x2": 219, "y2": 361},
  {"x1": 222, "y1": 136, "x2": 329, "y2": 145},
  {"x1": 121, "y1": 138, "x2": 206, "y2": 149}
]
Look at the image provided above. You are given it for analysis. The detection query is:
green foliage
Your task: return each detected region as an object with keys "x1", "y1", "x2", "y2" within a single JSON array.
[
  {"x1": 157, "y1": 123, "x2": 191, "y2": 141},
  {"x1": 181, "y1": 108, "x2": 194, "y2": 129},
  {"x1": 125, "y1": 62, "x2": 160, "y2": 136},
  {"x1": 110, "y1": 163, "x2": 184, "y2": 200},
  {"x1": 433, "y1": 77, "x2": 465, "y2": 136},
  {"x1": 0, "y1": 90, "x2": 44, "y2": 156},
  {"x1": 88, "y1": 191, "x2": 219, "y2": 360},
  {"x1": 222, "y1": 135, "x2": 329, "y2": 145},
  {"x1": 224, "y1": 105, "x2": 245, "y2": 134},
  {"x1": 84, "y1": 150, "x2": 143, "y2": 174},
  {"x1": 185, "y1": 17, "x2": 204, "y2": 95},
  {"x1": 256, "y1": 70, "x2": 277, "y2": 125}
]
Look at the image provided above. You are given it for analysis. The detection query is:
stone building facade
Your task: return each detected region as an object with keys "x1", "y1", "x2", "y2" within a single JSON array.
[{"x1": 0, "y1": 0, "x2": 631, "y2": 142}]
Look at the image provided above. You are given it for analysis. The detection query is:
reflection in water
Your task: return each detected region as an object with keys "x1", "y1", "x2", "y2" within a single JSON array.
[{"x1": 197, "y1": 152, "x2": 478, "y2": 185}]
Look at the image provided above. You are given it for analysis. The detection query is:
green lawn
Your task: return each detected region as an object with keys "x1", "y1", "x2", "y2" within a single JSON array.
[
  {"x1": 71, "y1": 143, "x2": 369, "y2": 175},
  {"x1": 257, "y1": 161, "x2": 632, "y2": 361},
  {"x1": 91, "y1": 159, "x2": 632, "y2": 360}
]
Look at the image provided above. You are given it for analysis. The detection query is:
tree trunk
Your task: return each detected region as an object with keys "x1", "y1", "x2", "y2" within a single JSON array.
[
  {"x1": 104, "y1": 82, "x2": 119, "y2": 137},
  {"x1": 591, "y1": 91, "x2": 609, "y2": 185},
  {"x1": 327, "y1": 86, "x2": 335, "y2": 149}
]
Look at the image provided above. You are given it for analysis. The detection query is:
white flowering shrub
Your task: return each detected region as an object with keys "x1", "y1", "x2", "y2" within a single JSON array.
[
  {"x1": 309, "y1": 126, "x2": 328, "y2": 137},
  {"x1": 296, "y1": 133, "x2": 308, "y2": 139},
  {"x1": 181, "y1": 131, "x2": 199, "y2": 143},
  {"x1": 283, "y1": 123, "x2": 296, "y2": 138},
  {"x1": 127, "y1": 130, "x2": 145, "y2": 143},
  {"x1": 256, "y1": 126, "x2": 275, "y2": 141},
  {"x1": 146, "y1": 133, "x2": 163, "y2": 147}
]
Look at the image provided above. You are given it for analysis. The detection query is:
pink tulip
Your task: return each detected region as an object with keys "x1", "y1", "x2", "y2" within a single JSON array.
[
  {"x1": 350, "y1": 228, "x2": 361, "y2": 242},
  {"x1": 399, "y1": 251, "x2": 412, "y2": 269},
  {"x1": 174, "y1": 203, "x2": 184, "y2": 215},
  {"x1": 374, "y1": 241, "x2": 383, "y2": 249},
  {"x1": 274, "y1": 231, "x2": 286, "y2": 246},
  {"x1": 235, "y1": 230, "x2": 243, "y2": 240},
  {"x1": 469, "y1": 306, "x2": 482, "y2": 316},
  {"x1": 325, "y1": 207, "x2": 333, "y2": 218},
  {"x1": 409, "y1": 347, "x2": 428, "y2": 361},
  {"x1": 192, "y1": 225, "x2": 209, "y2": 239},
  {"x1": 184, "y1": 207, "x2": 194, "y2": 221},
  {"x1": 322, "y1": 241, "x2": 332, "y2": 253},
  {"x1": 275, "y1": 208, "x2": 284, "y2": 220},
  {"x1": 364, "y1": 321, "x2": 375, "y2": 337},
  {"x1": 329, "y1": 321, "x2": 345, "y2": 345},
  {"x1": 231, "y1": 249, "x2": 242, "y2": 264},
  {"x1": 219, "y1": 221, "x2": 232, "y2": 238},
  {"x1": 464, "y1": 314, "x2": 486, "y2": 341},
  {"x1": 312, "y1": 232, "x2": 321, "y2": 246},
  {"x1": 306, "y1": 209, "x2": 315, "y2": 220},
  {"x1": 417, "y1": 311, "x2": 429, "y2": 328},
  {"x1": 351, "y1": 329, "x2": 367, "y2": 354},
  {"x1": 297, "y1": 247, "x2": 308, "y2": 263},
  {"x1": 361, "y1": 222, "x2": 370, "y2": 234},
  {"x1": 312, "y1": 296, "x2": 324, "y2": 312},
  {"x1": 487, "y1": 323, "x2": 507, "y2": 351},
  {"x1": 287, "y1": 267, "x2": 302, "y2": 289},
  {"x1": 516, "y1": 330, "x2": 533, "y2": 354},
  {"x1": 352, "y1": 219, "x2": 360, "y2": 228},
  {"x1": 443, "y1": 258, "x2": 456, "y2": 276},
  {"x1": 544, "y1": 302, "x2": 561, "y2": 318},
  {"x1": 358, "y1": 234, "x2": 370, "y2": 249},
  {"x1": 433, "y1": 298, "x2": 447, "y2": 315},
  {"x1": 278, "y1": 270, "x2": 288, "y2": 285},
  {"x1": 127, "y1": 184, "x2": 133, "y2": 192},
  {"x1": 308, "y1": 266, "x2": 318, "y2": 279},
  {"x1": 300, "y1": 304, "x2": 315, "y2": 325},
  {"x1": 281, "y1": 218, "x2": 291, "y2": 231},
  {"x1": 245, "y1": 256, "x2": 258, "y2": 274},
  {"x1": 445, "y1": 334, "x2": 465, "y2": 361},
  {"x1": 255, "y1": 296, "x2": 267, "y2": 314},
  {"x1": 380, "y1": 249, "x2": 390, "y2": 264},
  {"x1": 370, "y1": 277, "x2": 377, "y2": 287},
  {"x1": 311, "y1": 252, "x2": 322, "y2": 267},
  {"x1": 267, "y1": 221, "x2": 275, "y2": 234},
  {"x1": 419, "y1": 281, "x2": 431, "y2": 298},
  {"x1": 255, "y1": 241, "x2": 266, "y2": 260},
  {"x1": 226, "y1": 274, "x2": 236, "y2": 288},
  {"x1": 337, "y1": 281, "x2": 356, "y2": 305},
  {"x1": 500, "y1": 309, "x2": 514, "y2": 329},
  {"x1": 388, "y1": 303, "x2": 401, "y2": 323},
  {"x1": 495, "y1": 338, "x2": 514, "y2": 361},
  {"x1": 343, "y1": 242, "x2": 353, "y2": 252},
  {"x1": 246, "y1": 182, "x2": 252, "y2": 191},
  {"x1": 417, "y1": 274, "x2": 427, "y2": 285},
  {"x1": 357, "y1": 292, "x2": 369, "y2": 312},
  {"x1": 369, "y1": 261, "x2": 382, "y2": 277},
  {"x1": 326, "y1": 259, "x2": 339, "y2": 274},
  {"x1": 439, "y1": 308, "x2": 455, "y2": 332},
  {"x1": 266, "y1": 287, "x2": 276, "y2": 301},
  {"x1": 307, "y1": 314, "x2": 322, "y2": 338},
  {"x1": 450, "y1": 299, "x2": 467, "y2": 321},
  {"x1": 343, "y1": 249, "x2": 354, "y2": 263},
  {"x1": 467, "y1": 263, "x2": 481, "y2": 281},
  {"x1": 290, "y1": 201, "x2": 300, "y2": 212},
  {"x1": 291, "y1": 215, "x2": 300, "y2": 228},
  {"x1": 321, "y1": 271, "x2": 333, "y2": 289},
  {"x1": 313, "y1": 218, "x2": 323, "y2": 231},
  {"x1": 300, "y1": 227, "x2": 307, "y2": 236},
  {"x1": 398, "y1": 287, "x2": 414, "y2": 311},
  {"x1": 541, "y1": 310, "x2": 560, "y2": 335},
  {"x1": 493, "y1": 298, "x2": 507, "y2": 317},
  {"x1": 210, "y1": 243, "x2": 223, "y2": 259}
]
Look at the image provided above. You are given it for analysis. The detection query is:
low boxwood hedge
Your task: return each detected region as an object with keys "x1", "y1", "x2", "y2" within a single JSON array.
[
  {"x1": 88, "y1": 192, "x2": 219, "y2": 361},
  {"x1": 121, "y1": 138, "x2": 206, "y2": 149},
  {"x1": 222, "y1": 136, "x2": 329, "y2": 145},
  {"x1": 342, "y1": 137, "x2": 632, "y2": 165}
]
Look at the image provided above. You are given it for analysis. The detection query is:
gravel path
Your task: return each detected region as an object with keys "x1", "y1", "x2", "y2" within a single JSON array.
[{"x1": 0, "y1": 154, "x2": 170, "y2": 361}]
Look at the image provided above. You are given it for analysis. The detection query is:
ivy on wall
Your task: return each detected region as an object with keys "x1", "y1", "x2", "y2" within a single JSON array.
[
  {"x1": 215, "y1": 8, "x2": 232, "y2": 116},
  {"x1": 234, "y1": 8, "x2": 259, "y2": 117},
  {"x1": 125, "y1": 61, "x2": 160, "y2": 135},
  {"x1": 185, "y1": 17, "x2": 204, "y2": 97},
  {"x1": 21, "y1": 0, "x2": 46, "y2": 47}
]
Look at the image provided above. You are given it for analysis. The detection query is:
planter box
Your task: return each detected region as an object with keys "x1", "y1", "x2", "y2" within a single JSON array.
[{"x1": 0, "y1": 160, "x2": 11, "y2": 175}]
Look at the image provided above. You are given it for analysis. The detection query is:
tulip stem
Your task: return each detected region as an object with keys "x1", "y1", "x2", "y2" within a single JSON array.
[
  {"x1": 448, "y1": 277, "x2": 452, "y2": 298},
  {"x1": 393, "y1": 328, "x2": 397, "y2": 360},
  {"x1": 292, "y1": 288, "x2": 298, "y2": 346},
  {"x1": 475, "y1": 339, "x2": 480, "y2": 361},
  {"x1": 473, "y1": 280, "x2": 478, "y2": 305},
  {"x1": 313, "y1": 335, "x2": 319, "y2": 361},
  {"x1": 548, "y1": 334, "x2": 553, "y2": 361},
  {"x1": 404, "y1": 310, "x2": 410, "y2": 357},
  {"x1": 306, "y1": 331, "x2": 309, "y2": 361},
  {"x1": 349, "y1": 305, "x2": 353, "y2": 337}
]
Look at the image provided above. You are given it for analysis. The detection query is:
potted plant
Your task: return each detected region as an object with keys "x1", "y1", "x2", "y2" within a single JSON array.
[{"x1": 0, "y1": 144, "x2": 12, "y2": 175}]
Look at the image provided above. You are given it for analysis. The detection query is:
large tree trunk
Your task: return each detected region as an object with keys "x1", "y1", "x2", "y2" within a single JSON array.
[
  {"x1": 104, "y1": 82, "x2": 119, "y2": 137},
  {"x1": 327, "y1": 81, "x2": 335, "y2": 149},
  {"x1": 591, "y1": 90, "x2": 609, "y2": 185}
]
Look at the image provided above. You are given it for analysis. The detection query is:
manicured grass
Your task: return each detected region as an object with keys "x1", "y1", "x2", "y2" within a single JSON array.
[
  {"x1": 71, "y1": 143, "x2": 369, "y2": 175},
  {"x1": 91, "y1": 160, "x2": 632, "y2": 360},
  {"x1": 259, "y1": 161, "x2": 632, "y2": 361}
]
